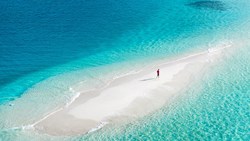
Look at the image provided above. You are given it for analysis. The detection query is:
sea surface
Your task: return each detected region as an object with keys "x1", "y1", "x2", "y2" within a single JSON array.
[{"x1": 0, "y1": 0, "x2": 249, "y2": 140}]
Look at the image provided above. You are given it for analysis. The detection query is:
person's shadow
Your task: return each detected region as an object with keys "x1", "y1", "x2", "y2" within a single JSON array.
[{"x1": 140, "y1": 78, "x2": 156, "y2": 81}]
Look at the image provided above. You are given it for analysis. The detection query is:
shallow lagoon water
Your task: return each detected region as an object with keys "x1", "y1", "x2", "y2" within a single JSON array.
[{"x1": 0, "y1": 0, "x2": 249, "y2": 140}]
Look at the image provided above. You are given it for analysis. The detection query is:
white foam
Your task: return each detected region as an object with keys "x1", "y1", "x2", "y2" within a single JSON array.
[
  {"x1": 65, "y1": 92, "x2": 81, "y2": 107},
  {"x1": 10, "y1": 124, "x2": 34, "y2": 131},
  {"x1": 32, "y1": 107, "x2": 63, "y2": 126},
  {"x1": 87, "y1": 121, "x2": 109, "y2": 134}
]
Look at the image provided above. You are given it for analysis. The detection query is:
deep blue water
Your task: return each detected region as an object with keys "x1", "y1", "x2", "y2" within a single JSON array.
[
  {"x1": 0, "y1": 0, "x2": 232, "y2": 103},
  {"x1": 0, "y1": 0, "x2": 163, "y2": 103},
  {"x1": 0, "y1": 0, "x2": 249, "y2": 140}
]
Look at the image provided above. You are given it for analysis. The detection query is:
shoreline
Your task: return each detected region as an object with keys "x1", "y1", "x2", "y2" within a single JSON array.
[{"x1": 33, "y1": 43, "x2": 232, "y2": 136}]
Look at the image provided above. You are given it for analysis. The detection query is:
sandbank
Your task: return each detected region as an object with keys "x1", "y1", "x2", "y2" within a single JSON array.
[{"x1": 34, "y1": 45, "x2": 231, "y2": 136}]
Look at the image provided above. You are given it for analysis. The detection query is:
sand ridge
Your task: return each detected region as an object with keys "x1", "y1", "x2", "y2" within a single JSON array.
[{"x1": 34, "y1": 44, "x2": 232, "y2": 136}]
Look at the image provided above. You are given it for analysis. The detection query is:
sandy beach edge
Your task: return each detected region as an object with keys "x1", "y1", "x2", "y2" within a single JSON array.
[{"x1": 31, "y1": 42, "x2": 234, "y2": 136}]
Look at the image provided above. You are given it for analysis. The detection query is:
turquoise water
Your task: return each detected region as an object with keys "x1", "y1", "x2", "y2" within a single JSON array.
[
  {"x1": 79, "y1": 43, "x2": 250, "y2": 141},
  {"x1": 0, "y1": 0, "x2": 249, "y2": 140}
]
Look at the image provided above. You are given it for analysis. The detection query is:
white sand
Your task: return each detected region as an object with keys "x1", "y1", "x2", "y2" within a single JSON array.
[{"x1": 34, "y1": 45, "x2": 231, "y2": 136}]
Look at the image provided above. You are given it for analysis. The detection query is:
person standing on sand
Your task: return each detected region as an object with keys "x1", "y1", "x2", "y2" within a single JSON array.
[{"x1": 157, "y1": 69, "x2": 160, "y2": 78}]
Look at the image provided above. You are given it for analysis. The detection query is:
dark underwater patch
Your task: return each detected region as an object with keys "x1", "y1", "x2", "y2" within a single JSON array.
[{"x1": 187, "y1": 1, "x2": 227, "y2": 11}]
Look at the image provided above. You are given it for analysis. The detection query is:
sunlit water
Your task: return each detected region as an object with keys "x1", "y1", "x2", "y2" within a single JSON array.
[{"x1": 0, "y1": 0, "x2": 249, "y2": 140}]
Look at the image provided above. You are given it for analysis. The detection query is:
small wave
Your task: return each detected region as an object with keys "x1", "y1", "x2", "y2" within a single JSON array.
[
  {"x1": 65, "y1": 91, "x2": 81, "y2": 107},
  {"x1": 96, "y1": 69, "x2": 143, "y2": 90},
  {"x1": 66, "y1": 85, "x2": 96, "y2": 108},
  {"x1": 208, "y1": 41, "x2": 232, "y2": 53},
  {"x1": 113, "y1": 69, "x2": 143, "y2": 80},
  {"x1": 20, "y1": 124, "x2": 34, "y2": 130},
  {"x1": 87, "y1": 121, "x2": 109, "y2": 134},
  {"x1": 32, "y1": 107, "x2": 63, "y2": 126},
  {"x1": 8, "y1": 124, "x2": 34, "y2": 132}
]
